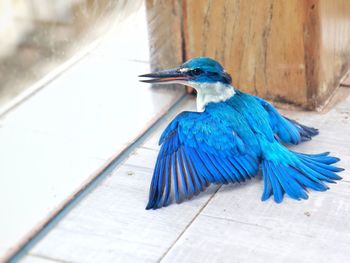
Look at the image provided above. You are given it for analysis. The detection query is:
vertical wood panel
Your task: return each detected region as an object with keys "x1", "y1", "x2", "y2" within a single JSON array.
[{"x1": 185, "y1": 0, "x2": 309, "y2": 107}]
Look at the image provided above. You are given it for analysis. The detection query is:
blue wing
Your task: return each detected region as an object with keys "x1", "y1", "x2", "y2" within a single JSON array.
[
  {"x1": 146, "y1": 109, "x2": 260, "y2": 210},
  {"x1": 283, "y1": 116, "x2": 319, "y2": 141},
  {"x1": 255, "y1": 97, "x2": 318, "y2": 144}
]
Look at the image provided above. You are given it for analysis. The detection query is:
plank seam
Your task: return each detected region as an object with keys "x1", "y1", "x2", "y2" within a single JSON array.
[
  {"x1": 202, "y1": 214, "x2": 272, "y2": 230},
  {"x1": 158, "y1": 186, "x2": 221, "y2": 263},
  {"x1": 26, "y1": 253, "x2": 71, "y2": 263}
]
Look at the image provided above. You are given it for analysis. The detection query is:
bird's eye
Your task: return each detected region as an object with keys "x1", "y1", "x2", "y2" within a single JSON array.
[{"x1": 191, "y1": 68, "x2": 203, "y2": 76}]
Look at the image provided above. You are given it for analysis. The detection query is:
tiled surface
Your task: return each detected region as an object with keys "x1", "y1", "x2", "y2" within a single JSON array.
[
  {"x1": 0, "y1": 4, "x2": 184, "y2": 261},
  {"x1": 20, "y1": 92, "x2": 350, "y2": 263}
]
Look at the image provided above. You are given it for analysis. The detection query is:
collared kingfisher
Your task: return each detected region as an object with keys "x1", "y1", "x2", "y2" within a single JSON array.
[{"x1": 140, "y1": 57, "x2": 343, "y2": 210}]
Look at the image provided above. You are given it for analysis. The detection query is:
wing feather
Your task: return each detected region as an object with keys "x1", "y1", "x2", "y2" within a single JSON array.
[
  {"x1": 255, "y1": 96, "x2": 318, "y2": 144},
  {"x1": 146, "y1": 110, "x2": 260, "y2": 209}
]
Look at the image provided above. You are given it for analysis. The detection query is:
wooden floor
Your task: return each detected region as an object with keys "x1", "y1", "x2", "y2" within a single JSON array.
[{"x1": 19, "y1": 89, "x2": 350, "y2": 263}]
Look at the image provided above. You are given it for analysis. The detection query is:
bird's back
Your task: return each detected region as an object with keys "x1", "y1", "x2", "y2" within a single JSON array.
[
  {"x1": 204, "y1": 90, "x2": 276, "y2": 159},
  {"x1": 225, "y1": 91, "x2": 275, "y2": 143}
]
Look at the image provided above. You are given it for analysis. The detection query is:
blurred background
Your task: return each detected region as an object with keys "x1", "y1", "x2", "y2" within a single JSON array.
[{"x1": 0, "y1": 0, "x2": 141, "y2": 106}]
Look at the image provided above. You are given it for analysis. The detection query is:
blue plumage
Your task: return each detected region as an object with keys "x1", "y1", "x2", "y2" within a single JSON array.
[{"x1": 140, "y1": 57, "x2": 343, "y2": 210}]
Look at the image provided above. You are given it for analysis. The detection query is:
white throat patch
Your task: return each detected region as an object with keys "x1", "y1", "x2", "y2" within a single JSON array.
[{"x1": 188, "y1": 82, "x2": 235, "y2": 112}]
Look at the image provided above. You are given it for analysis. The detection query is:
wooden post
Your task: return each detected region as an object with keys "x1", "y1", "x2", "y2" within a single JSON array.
[{"x1": 146, "y1": 0, "x2": 350, "y2": 109}]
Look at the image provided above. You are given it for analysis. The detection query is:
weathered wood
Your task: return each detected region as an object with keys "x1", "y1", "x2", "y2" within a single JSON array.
[{"x1": 148, "y1": 0, "x2": 350, "y2": 109}]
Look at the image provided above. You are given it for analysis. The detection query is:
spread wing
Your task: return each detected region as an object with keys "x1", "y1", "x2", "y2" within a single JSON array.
[
  {"x1": 255, "y1": 97, "x2": 318, "y2": 144},
  {"x1": 146, "y1": 110, "x2": 259, "y2": 210}
]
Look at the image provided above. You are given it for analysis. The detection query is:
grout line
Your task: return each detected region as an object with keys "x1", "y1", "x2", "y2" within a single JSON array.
[
  {"x1": 202, "y1": 214, "x2": 272, "y2": 230},
  {"x1": 122, "y1": 163, "x2": 154, "y2": 173},
  {"x1": 6, "y1": 93, "x2": 189, "y2": 263},
  {"x1": 157, "y1": 186, "x2": 222, "y2": 263},
  {"x1": 26, "y1": 253, "x2": 72, "y2": 263},
  {"x1": 139, "y1": 145, "x2": 159, "y2": 151}
]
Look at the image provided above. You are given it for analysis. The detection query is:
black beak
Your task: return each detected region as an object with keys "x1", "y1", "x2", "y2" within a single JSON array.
[{"x1": 139, "y1": 68, "x2": 190, "y2": 84}]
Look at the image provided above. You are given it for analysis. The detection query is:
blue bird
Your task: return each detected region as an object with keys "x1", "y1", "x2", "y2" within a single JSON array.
[{"x1": 139, "y1": 57, "x2": 343, "y2": 210}]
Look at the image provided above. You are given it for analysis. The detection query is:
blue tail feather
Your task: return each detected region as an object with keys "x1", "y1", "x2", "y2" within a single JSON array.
[
  {"x1": 261, "y1": 150, "x2": 342, "y2": 203},
  {"x1": 263, "y1": 162, "x2": 283, "y2": 203},
  {"x1": 297, "y1": 151, "x2": 330, "y2": 157},
  {"x1": 299, "y1": 162, "x2": 336, "y2": 184},
  {"x1": 288, "y1": 166, "x2": 328, "y2": 192},
  {"x1": 272, "y1": 162, "x2": 309, "y2": 200},
  {"x1": 300, "y1": 157, "x2": 343, "y2": 173},
  {"x1": 298, "y1": 155, "x2": 342, "y2": 181},
  {"x1": 261, "y1": 163, "x2": 273, "y2": 201},
  {"x1": 295, "y1": 152, "x2": 340, "y2": 165}
]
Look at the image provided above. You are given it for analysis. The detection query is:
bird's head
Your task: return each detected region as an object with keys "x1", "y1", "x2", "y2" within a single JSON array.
[
  {"x1": 140, "y1": 57, "x2": 235, "y2": 111},
  {"x1": 139, "y1": 57, "x2": 232, "y2": 87}
]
